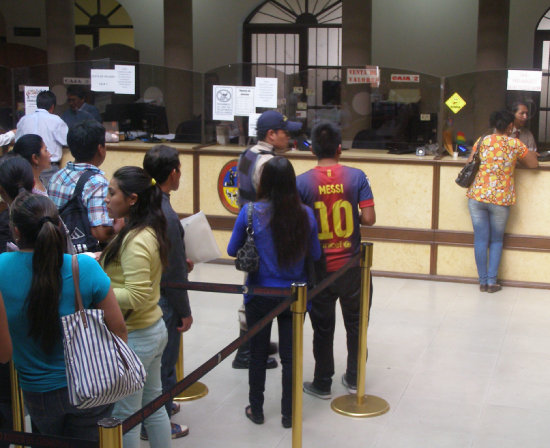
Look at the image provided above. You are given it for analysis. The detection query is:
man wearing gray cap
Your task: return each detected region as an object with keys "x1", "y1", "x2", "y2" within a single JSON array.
[{"x1": 232, "y1": 110, "x2": 302, "y2": 369}]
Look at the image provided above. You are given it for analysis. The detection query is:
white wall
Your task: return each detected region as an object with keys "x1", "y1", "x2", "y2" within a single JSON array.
[
  {"x1": 2, "y1": 1, "x2": 550, "y2": 75},
  {"x1": 371, "y1": 0, "x2": 478, "y2": 76},
  {"x1": 118, "y1": 0, "x2": 164, "y2": 66},
  {"x1": 192, "y1": 0, "x2": 259, "y2": 72},
  {"x1": 508, "y1": 0, "x2": 549, "y2": 69}
]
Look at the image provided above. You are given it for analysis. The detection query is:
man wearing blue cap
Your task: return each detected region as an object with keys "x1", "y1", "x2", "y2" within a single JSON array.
[
  {"x1": 237, "y1": 110, "x2": 302, "y2": 206},
  {"x1": 232, "y1": 110, "x2": 302, "y2": 369}
]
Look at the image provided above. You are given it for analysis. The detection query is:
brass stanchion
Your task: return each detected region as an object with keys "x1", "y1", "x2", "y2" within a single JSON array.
[
  {"x1": 98, "y1": 417, "x2": 123, "y2": 448},
  {"x1": 331, "y1": 242, "x2": 390, "y2": 417},
  {"x1": 174, "y1": 333, "x2": 208, "y2": 401},
  {"x1": 291, "y1": 282, "x2": 307, "y2": 448},
  {"x1": 9, "y1": 361, "x2": 25, "y2": 448}
]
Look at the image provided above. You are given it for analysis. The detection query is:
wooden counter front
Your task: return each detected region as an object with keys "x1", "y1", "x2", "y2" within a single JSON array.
[{"x1": 66, "y1": 142, "x2": 550, "y2": 288}]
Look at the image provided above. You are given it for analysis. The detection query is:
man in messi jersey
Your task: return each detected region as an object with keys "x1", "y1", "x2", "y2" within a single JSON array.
[{"x1": 297, "y1": 122, "x2": 375, "y2": 398}]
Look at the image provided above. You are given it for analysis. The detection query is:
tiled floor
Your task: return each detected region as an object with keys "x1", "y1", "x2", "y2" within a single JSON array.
[{"x1": 154, "y1": 263, "x2": 550, "y2": 448}]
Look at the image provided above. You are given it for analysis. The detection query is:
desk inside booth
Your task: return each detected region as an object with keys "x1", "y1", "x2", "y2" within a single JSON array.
[{"x1": 62, "y1": 142, "x2": 550, "y2": 288}]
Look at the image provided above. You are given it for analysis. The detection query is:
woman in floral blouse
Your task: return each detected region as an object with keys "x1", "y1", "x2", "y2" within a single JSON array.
[{"x1": 466, "y1": 110, "x2": 538, "y2": 293}]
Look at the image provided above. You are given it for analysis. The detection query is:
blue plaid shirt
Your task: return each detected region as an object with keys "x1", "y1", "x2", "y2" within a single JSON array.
[{"x1": 47, "y1": 162, "x2": 113, "y2": 227}]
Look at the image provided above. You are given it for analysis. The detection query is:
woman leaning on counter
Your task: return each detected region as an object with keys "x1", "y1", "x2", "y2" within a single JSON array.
[{"x1": 466, "y1": 110, "x2": 538, "y2": 293}]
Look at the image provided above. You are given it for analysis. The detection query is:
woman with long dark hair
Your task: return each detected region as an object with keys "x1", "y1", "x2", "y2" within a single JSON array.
[
  {"x1": 0, "y1": 193, "x2": 126, "y2": 441},
  {"x1": 467, "y1": 110, "x2": 538, "y2": 292},
  {"x1": 228, "y1": 156, "x2": 321, "y2": 428},
  {"x1": 12, "y1": 134, "x2": 51, "y2": 194},
  {"x1": 100, "y1": 166, "x2": 171, "y2": 447}
]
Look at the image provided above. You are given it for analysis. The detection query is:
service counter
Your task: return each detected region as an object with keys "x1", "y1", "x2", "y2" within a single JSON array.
[{"x1": 66, "y1": 142, "x2": 550, "y2": 288}]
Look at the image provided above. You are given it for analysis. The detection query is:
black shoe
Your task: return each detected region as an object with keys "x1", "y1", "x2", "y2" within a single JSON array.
[
  {"x1": 245, "y1": 405, "x2": 264, "y2": 424},
  {"x1": 303, "y1": 381, "x2": 332, "y2": 399},
  {"x1": 233, "y1": 356, "x2": 278, "y2": 369},
  {"x1": 269, "y1": 342, "x2": 278, "y2": 355},
  {"x1": 282, "y1": 415, "x2": 292, "y2": 428}
]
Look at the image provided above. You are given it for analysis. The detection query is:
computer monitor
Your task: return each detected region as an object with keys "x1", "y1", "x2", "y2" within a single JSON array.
[{"x1": 103, "y1": 103, "x2": 169, "y2": 135}]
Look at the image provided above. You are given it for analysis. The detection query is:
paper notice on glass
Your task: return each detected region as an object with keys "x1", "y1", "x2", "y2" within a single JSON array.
[
  {"x1": 115, "y1": 65, "x2": 135, "y2": 94},
  {"x1": 507, "y1": 70, "x2": 542, "y2": 92},
  {"x1": 213, "y1": 85, "x2": 235, "y2": 121},
  {"x1": 91, "y1": 69, "x2": 117, "y2": 92},
  {"x1": 248, "y1": 113, "x2": 261, "y2": 137},
  {"x1": 234, "y1": 87, "x2": 255, "y2": 116},
  {"x1": 254, "y1": 77, "x2": 277, "y2": 108},
  {"x1": 24, "y1": 86, "x2": 49, "y2": 115}
]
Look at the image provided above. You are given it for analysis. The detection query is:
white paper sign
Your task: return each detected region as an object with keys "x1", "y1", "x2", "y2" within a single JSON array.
[
  {"x1": 115, "y1": 65, "x2": 135, "y2": 94},
  {"x1": 91, "y1": 69, "x2": 118, "y2": 92},
  {"x1": 24, "y1": 86, "x2": 49, "y2": 115},
  {"x1": 235, "y1": 86, "x2": 255, "y2": 116},
  {"x1": 213, "y1": 85, "x2": 235, "y2": 121},
  {"x1": 248, "y1": 113, "x2": 261, "y2": 137},
  {"x1": 255, "y1": 77, "x2": 277, "y2": 108},
  {"x1": 507, "y1": 70, "x2": 543, "y2": 92}
]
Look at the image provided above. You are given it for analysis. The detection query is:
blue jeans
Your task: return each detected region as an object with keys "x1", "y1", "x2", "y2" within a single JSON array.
[
  {"x1": 468, "y1": 199, "x2": 510, "y2": 285},
  {"x1": 245, "y1": 296, "x2": 292, "y2": 419},
  {"x1": 112, "y1": 318, "x2": 171, "y2": 448},
  {"x1": 159, "y1": 296, "x2": 180, "y2": 416},
  {"x1": 23, "y1": 387, "x2": 112, "y2": 441}
]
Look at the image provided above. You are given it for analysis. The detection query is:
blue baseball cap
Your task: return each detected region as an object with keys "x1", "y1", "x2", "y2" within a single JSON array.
[{"x1": 256, "y1": 110, "x2": 302, "y2": 134}]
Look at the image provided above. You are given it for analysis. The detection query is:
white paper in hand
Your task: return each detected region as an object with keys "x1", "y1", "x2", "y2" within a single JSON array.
[{"x1": 180, "y1": 211, "x2": 221, "y2": 264}]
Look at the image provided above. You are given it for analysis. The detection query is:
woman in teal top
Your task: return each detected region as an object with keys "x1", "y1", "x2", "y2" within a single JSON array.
[{"x1": 0, "y1": 193, "x2": 126, "y2": 441}]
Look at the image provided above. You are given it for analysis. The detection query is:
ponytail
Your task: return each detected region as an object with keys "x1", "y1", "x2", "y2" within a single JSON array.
[{"x1": 10, "y1": 193, "x2": 65, "y2": 352}]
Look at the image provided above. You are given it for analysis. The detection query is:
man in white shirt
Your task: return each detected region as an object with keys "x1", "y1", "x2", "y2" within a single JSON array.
[{"x1": 15, "y1": 90, "x2": 68, "y2": 187}]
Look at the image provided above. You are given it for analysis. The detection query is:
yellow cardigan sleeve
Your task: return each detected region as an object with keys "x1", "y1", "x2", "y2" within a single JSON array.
[{"x1": 113, "y1": 229, "x2": 159, "y2": 312}]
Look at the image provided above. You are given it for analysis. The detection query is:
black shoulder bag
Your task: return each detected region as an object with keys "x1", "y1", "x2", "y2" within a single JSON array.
[
  {"x1": 455, "y1": 149, "x2": 481, "y2": 188},
  {"x1": 235, "y1": 204, "x2": 260, "y2": 273}
]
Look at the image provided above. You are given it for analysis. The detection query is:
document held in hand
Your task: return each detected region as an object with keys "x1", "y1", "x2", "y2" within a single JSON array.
[{"x1": 180, "y1": 211, "x2": 221, "y2": 263}]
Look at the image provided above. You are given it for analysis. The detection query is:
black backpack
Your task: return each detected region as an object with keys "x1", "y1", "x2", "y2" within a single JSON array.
[{"x1": 59, "y1": 170, "x2": 100, "y2": 253}]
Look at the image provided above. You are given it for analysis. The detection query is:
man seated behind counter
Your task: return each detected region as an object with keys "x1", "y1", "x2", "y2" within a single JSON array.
[
  {"x1": 61, "y1": 85, "x2": 102, "y2": 128},
  {"x1": 47, "y1": 120, "x2": 121, "y2": 245}
]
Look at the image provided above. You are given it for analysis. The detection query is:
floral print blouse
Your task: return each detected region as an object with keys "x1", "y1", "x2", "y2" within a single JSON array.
[{"x1": 466, "y1": 134, "x2": 528, "y2": 206}]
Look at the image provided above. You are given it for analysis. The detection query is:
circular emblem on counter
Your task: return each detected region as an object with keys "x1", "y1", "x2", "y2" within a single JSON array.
[{"x1": 218, "y1": 159, "x2": 239, "y2": 214}]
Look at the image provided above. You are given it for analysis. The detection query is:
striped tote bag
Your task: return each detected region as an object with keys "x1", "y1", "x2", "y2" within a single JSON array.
[{"x1": 62, "y1": 255, "x2": 146, "y2": 409}]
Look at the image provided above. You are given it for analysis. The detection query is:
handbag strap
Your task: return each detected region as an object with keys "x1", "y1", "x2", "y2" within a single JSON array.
[
  {"x1": 71, "y1": 254, "x2": 88, "y2": 328},
  {"x1": 246, "y1": 203, "x2": 254, "y2": 236}
]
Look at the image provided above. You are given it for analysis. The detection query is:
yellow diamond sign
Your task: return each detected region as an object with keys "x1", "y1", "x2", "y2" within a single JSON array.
[{"x1": 445, "y1": 92, "x2": 466, "y2": 114}]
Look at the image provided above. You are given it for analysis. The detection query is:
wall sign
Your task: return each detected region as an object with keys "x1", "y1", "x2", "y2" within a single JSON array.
[
  {"x1": 218, "y1": 159, "x2": 239, "y2": 214},
  {"x1": 391, "y1": 74, "x2": 420, "y2": 83}
]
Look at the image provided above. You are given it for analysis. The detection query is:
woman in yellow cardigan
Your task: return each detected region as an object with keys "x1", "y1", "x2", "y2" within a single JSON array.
[{"x1": 101, "y1": 166, "x2": 170, "y2": 448}]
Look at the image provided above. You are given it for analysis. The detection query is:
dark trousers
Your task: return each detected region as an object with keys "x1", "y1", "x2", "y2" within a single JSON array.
[
  {"x1": 159, "y1": 296, "x2": 179, "y2": 416},
  {"x1": 23, "y1": 387, "x2": 113, "y2": 442},
  {"x1": 309, "y1": 266, "x2": 372, "y2": 390},
  {"x1": 245, "y1": 296, "x2": 292, "y2": 418}
]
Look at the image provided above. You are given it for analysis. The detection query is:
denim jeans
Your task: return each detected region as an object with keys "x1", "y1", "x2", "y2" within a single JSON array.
[
  {"x1": 159, "y1": 296, "x2": 180, "y2": 416},
  {"x1": 245, "y1": 296, "x2": 292, "y2": 419},
  {"x1": 112, "y1": 318, "x2": 171, "y2": 448},
  {"x1": 23, "y1": 387, "x2": 112, "y2": 441},
  {"x1": 468, "y1": 199, "x2": 510, "y2": 285}
]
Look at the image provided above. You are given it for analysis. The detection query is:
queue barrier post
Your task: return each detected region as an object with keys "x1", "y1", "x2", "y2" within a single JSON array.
[
  {"x1": 174, "y1": 333, "x2": 209, "y2": 401},
  {"x1": 331, "y1": 242, "x2": 390, "y2": 417},
  {"x1": 9, "y1": 361, "x2": 25, "y2": 448},
  {"x1": 98, "y1": 417, "x2": 123, "y2": 448},
  {"x1": 290, "y1": 282, "x2": 307, "y2": 448}
]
